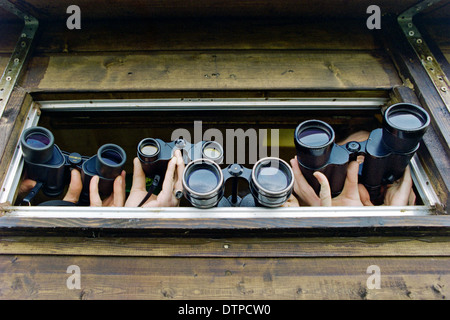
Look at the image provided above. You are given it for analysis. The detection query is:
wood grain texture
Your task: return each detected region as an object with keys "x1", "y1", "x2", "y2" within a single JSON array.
[
  {"x1": 0, "y1": 90, "x2": 34, "y2": 189},
  {"x1": 0, "y1": 254, "x2": 448, "y2": 299},
  {"x1": 0, "y1": 215, "x2": 449, "y2": 237},
  {"x1": 20, "y1": 50, "x2": 401, "y2": 92},
  {"x1": 33, "y1": 19, "x2": 380, "y2": 53},
  {"x1": 1, "y1": 236, "x2": 450, "y2": 258},
  {"x1": 0, "y1": 0, "x2": 420, "y2": 22}
]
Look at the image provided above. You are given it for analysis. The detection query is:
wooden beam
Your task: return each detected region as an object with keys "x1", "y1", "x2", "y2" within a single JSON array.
[
  {"x1": 20, "y1": 50, "x2": 401, "y2": 92},
  {"x1": 0, "y1": 215, "x2": 449, "y2": 237},
  {"x1": 0, "y1": 89, "x2": 33, "y2": 189},
  {"x1": 1, "y1": 236, "x2": 450, "y2": 257},
  {"x1": 0, "y1": 254, "x2": 448, "y2": 299}
]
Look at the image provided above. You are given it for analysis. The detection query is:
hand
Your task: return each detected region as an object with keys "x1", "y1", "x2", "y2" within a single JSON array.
[
  {"x1": 290, "y1": 156, "x2": 321, "y2": 206},
  {"x1": 125, "y1": 149, "x2": 185, "y2": 207},
  {"x1": 314, "y1": 161, "x2": 365, "y2": 206},
  {"x1": 281, "y1": 194, "x2": 300, "y2": 207},
  {"x1": 359, "y1": 166, "x2": 416, "y2": 206},
  {"x1": 89, "y1": 170, "x2": 126, "y2": 207},
  {"x1": 290, "y1": 157, "x2": 365, "y2": 206},
  {"x1": 384, "y1": 166, "x2": 416, "y2": 205},
  {"x1": 62, "y1": 169, "x2": 83, "y2": 204},
  {"x1": 15, "y1": 177, "x2": 37, "y2": 205},
  {"x1": 16, "y1": 169, "x2": 83, "y2": 205}
]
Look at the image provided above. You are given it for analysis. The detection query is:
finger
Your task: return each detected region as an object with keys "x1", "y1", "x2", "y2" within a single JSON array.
[
  {"x1": 19, "y1": 179, "x2": 37, "y2": 194},
  {"x1": 313, "y1": 171, "x2": 332, "y2": 206},
  {"x1": 89, "y1": 175, "x2": 103, "y2": 207},
  {"x1": 399, "y1": 166, "x2": 413, "y2": 194},
  {"x1": 147, "y1": 157, "x2": 178, "y2": 207},
  {"x1": 290, "y1": 158, "x2": 320, "y2": 206},
  {"x1": 408, "y1": 189, "x2": 416, "y2": 205},
  {"x1": 341, "y1": 161, "x2": 361, "y2": 198},
  {"x1": 358, "y1": 184, "x2": 374, "y2": 206},
  {"x1": 112, "y1": 171, "x2": 126, "y2": 207},
  {"x1": 282, "y1": 194, "x2": 299, "y2": 207},
  {"x1": 161, "y1": 156, "x2": 177, "y2": 192},
  {"x1": 174, "y1": 150, "x2": 185, "y2": 192},
  {"x1": 63, "y1": 169, "x2": 83, "y2": 203},
  {"x1": 130, "y1": 157, "x2": 147, "y2": 192}
]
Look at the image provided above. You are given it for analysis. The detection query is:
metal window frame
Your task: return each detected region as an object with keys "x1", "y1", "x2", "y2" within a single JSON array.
[
  {"x1": 0, "y1": 98, "x2": 441, "y2": 225},
  {"x1": 398, "y1": 0, "x2": 450, "y2": 114},
  {"x1": 0, "y1": 0, "x2": 38, "y2": 119}
]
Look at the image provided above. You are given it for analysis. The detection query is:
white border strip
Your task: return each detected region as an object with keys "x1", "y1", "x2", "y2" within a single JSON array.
[
  {"x1": 2, "y1": 205, "x2": 430, "y2": 219},
  {"x1": 0, "y1": 104, "x2": 40, "y2": 204},
  {"x1": 38, "y1": 98, "x2": 387, "y2": 111}
]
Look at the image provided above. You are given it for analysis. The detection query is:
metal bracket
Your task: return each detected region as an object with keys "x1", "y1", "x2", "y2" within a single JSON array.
[
  {"x1": 0, "y1": 0, "x2": 38, "y2": 119},
  {"x1": 398, "y1": 0, "x2": 450, "y2": 113}
]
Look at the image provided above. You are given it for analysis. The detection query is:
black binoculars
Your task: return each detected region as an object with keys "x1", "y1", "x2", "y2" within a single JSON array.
[
  {"x1": 135, "y1": 137, "x2": 224, "y2": 206},
  {"x1": 20, "y1": 126, "x2": 126, "y2": 205},
  {"x1": 182, "y1": 157, "x2": 294, "y2": 208},
  {"x1": 294, "y1": 103, "x2": 430, "y2": 202},
  {"x1": 137, "y1": 137, "x2": 224, "y2": 178}
]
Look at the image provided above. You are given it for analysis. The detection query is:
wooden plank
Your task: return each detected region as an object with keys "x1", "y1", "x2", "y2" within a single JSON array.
[
  {"x1": 0, "y1": 55, "x2": 10, "y2": 73},
  {"x1": 0, "y1": 90, "x2": 33, "y2": 189},
  {"x1": 0, "y1": 255, "x2": 448, "y2": 299},
  {"x1": 19, "y1": 50, "x2": 402, "y2": 92},
  {"x1": 0, "y1": 215, "x2": 449, "y2": 237},
  {"x1": 34, "y1": 19, "x2": 379, "y2": 53},
  {"x1": 0, "y1": 22, "x2": 23, "y2": 54},
  {"x1": 0, "y1": 0, "x2": 420, "y2": 21},
  {"x1": 1, "y1": 236, "x2": 450, "y2": 258}
]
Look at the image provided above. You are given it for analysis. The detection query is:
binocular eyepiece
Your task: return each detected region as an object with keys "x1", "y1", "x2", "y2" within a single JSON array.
[
  {"x1": 20, "y1": 126, "x2": 126, "y2": 204},
  {"x1": 182, "y1": 157, "x2": 294, "y2": 209},
  {"x1": 294, "y1": 103, "x2": 430, "y2": 199},
  {"x1": 21, "y1": 126, "x2": 55, "y2": 164},
  {"x1": 95, "y1": 144, "x2": 127, "y2": 179}
]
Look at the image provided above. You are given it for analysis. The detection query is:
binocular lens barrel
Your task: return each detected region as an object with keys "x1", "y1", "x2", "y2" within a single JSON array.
[
  {"x1": 202, "y1": 141, "x2": 223, "y2": 163},
  {"x1": 383, "y1": 103, "x2": 430, "y2": 152},
  {"x1": 183, "y1": 159, "x2": 224, "y2": 209},
  {"x1": 294, "y1": 120, "x2": 335, "y2": 169},
  {"x1": 250, "y1": 157, "x2": 294, "y2": 207},
  {"x1": 96, "y1": 144, "x2": 127, "y2": 179},
  {"x1": 137, "y1": 138, "x2": 160, "y2": 163},
  {"x1": 20, "y1": 126, "x2": 55, "y2": 164}
]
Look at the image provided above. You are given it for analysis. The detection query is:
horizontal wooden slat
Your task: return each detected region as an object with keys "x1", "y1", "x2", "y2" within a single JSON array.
[
  {"x1": 20, "y1": 50, "x2": 402, "y2": 92},
  {"x1": 34, "y1": 19, "x2": 379, "y2": 53},
  {"x1": 1, "y1": 236, "x2": 450, "y2": 257},
  {"x1": 0, "y1": 215, "x2": 449, "y2": 237},
  {"x1": 1, "y1": 255, "x2": 448, "y2": 299},
  {"x1": 0, "y1": 0, "x2": 420, "y2": 22}
]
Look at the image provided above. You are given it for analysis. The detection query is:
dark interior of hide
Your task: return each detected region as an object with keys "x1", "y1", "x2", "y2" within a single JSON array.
[{"x1": 19, "y1": 106, "x2": 408, "y2": 205}]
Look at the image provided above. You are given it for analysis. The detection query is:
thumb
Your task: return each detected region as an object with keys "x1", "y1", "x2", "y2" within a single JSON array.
[
  {"x1": 314, "y1": 171, "x2": 332, "y2": 206},
  {"x1": 358, "y1": 184, "x2": 374, "y2": 206}
]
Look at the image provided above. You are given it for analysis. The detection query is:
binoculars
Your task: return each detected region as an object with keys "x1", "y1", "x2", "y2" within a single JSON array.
[
  {"x1": 294, "y1": 103, "x2": 430, "y2": 201},
  {"x1": 20, "y1": 126, "x2": 126, "y2": 205},
  {"x1": 182, "y1": 157, "x2": 294, "y2": 208},
  {"x1": 137, "y1": 137, "x2": 224, "y2": 178},
  {"x1": 135, "y1": 137, "x2": 224, "y2": 206}
]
